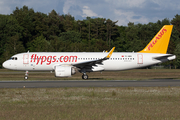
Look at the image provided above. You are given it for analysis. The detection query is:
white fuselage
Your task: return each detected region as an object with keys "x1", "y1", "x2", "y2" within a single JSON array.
[{"x1": 2, "y1": 52, "x2": 176, "y2": 71}]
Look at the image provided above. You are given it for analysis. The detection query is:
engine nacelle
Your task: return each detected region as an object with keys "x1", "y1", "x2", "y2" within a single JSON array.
[{"x1": 55, "y1": 66, "x2": 76, "y2": 77}]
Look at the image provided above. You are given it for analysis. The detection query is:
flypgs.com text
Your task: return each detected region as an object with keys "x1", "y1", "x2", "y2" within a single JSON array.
[
  {"x1": 148, "y1": 28, "x2": 167, "y2": 50},
  {"x1": 30, "y1": 54, "x2": 77, "y2": 65}
]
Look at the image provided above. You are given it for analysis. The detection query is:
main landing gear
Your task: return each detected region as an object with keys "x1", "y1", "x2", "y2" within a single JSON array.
[
  {"x1": 82, "y1": 73, "x2": 88, "y2": 79},
  {"x1": 24, "y1": 71, "x2": 28, "y2": 80}
]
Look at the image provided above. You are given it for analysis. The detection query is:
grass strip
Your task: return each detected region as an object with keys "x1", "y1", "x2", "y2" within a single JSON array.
[{"x1": 0, "y1": 87, "x2": 180, "y2": 120}]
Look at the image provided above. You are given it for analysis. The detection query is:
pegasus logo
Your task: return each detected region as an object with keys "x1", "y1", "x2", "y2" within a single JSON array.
[{"x1": 147, "y1": 28, "x2": 167, "y2": 51}]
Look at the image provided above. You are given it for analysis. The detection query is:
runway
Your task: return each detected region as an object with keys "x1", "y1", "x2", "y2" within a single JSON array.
[{"x1": 0, "y1": 79, "x2": 180, "y2": 88}]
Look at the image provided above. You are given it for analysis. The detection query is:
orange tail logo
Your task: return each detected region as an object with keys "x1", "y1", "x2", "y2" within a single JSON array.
[
  {"x1": 139, "y1": 25, "x2": 173, "y2": 54},
  {"x1": 147, "y1": 28, "x2": 167, "y2": 51}
]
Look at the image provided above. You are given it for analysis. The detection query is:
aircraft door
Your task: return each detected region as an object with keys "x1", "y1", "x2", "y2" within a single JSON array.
[
  {"x1": 23, "y1": 54, "x2": 29, "y2": 64},
  {"x1": 137, "y1": 54, "x2": 143, "y2": 64}
]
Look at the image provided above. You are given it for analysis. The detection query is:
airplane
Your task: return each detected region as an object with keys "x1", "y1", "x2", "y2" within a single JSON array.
[{"x1": 2, "y1": 25, "x2": 176, "y2": 80}]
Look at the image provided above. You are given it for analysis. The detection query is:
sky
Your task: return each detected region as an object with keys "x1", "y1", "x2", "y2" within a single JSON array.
[{"x1": 0, "y1": 0, "x2": 180, "y2": 26}]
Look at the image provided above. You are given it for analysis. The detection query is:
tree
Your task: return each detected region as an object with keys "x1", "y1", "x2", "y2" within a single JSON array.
[
  {"x1": 27, "y1": 35, "x2": 52, "y2": 52},
  {"x1": 12, "y1": 6, "x2": 36, "y2": 49},
  {"x1": 0, "y1": 15, "x2": 25, "y2": 65},
  {"x1": 106, "y1": 19, "x2": 118, "y2": 48},
  {"x1": 113, "y1": 26, "x2": 127, "y2": 52},
  {"x1": 171, "y1": 14, "x2": 180, "y2": 34},
  {"x1": 0, "y1": 15, "x2": 8, "y2": 56},
  {"x1": 49, "y1": 36, "x2": 61, "y2": 52},
  {"x1": 46, "y1": 10, "x2": 64, "y2": 37},
  {"x1": 1, "y1": 34, "x2": 25, "y2": 67},
  {"x1": 174, "y1": 43, "x2": 180, "y2": 68},
  {"x1": 32, "y1": 12, "x2": 49, "y2": 39},
  {"x1": 61, "y1": 14, "x2": 75, "y2": 31},
  {"x1": 59, "y1": 31, "x2": 81, "y2": 52}
]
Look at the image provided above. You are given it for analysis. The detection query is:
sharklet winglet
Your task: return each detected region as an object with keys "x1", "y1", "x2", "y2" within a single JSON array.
[{"x1": 106, "y1": 47, "x2": 115, "y2": 58}]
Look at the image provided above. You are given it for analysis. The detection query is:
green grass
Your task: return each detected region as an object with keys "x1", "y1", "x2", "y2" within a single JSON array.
[
  {"x1": 0, "y1": 87, "x2": 180, "y2": 120},
  {"x1": 0, "y1": 69, "x2": 180, "y2": 80}
]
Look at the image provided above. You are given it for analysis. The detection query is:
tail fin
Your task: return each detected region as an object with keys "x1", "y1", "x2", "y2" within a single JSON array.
[{"x1": 139, "y1": 25, "x2": 173, "y2": 54}]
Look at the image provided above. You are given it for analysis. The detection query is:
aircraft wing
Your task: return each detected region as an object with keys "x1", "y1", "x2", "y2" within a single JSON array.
[{"x1": 72, "y1": 47, "x2": 115, "y2": 69}]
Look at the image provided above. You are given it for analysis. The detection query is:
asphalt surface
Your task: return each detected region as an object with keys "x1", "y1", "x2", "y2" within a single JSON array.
[{"x1": 0, "y1": 79, "x2": 180, "y2": 88}]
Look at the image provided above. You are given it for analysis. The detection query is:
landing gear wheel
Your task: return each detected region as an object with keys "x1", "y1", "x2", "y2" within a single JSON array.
[
  {"x1": 82, "y1": 74, "x2": 88, "y2": 79},
  {"x1": 24, "y1": 71, "x2": 29, "y2": 80},
  {"x1": 24, "y1": 76, "x2": 28, "y2": 80}
]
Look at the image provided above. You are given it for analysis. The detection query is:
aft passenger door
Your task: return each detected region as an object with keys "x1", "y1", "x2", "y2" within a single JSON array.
[{"x1": 137, "y1": 54, "x2": 143, "y2": 64}]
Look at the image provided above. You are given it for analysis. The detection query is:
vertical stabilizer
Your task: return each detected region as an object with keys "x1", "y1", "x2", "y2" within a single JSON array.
[{"x1": 139, "y1": 25, "x2": 173, "y2": 54}]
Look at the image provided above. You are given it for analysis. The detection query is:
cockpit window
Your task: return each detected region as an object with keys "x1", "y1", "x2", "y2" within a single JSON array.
[{"x1": 9, "y1": 57, "x2": 18, "y2": 60}]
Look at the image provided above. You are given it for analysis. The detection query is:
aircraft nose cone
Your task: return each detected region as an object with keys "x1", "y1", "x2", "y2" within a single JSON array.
[{"x1": 2, "y1": 61, "x2": 8, "y2": 69}]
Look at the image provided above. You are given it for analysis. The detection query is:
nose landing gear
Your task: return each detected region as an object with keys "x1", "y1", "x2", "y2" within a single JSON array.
[{"x1": 24, "y1": 71, "x2": 28, "y2": 80}]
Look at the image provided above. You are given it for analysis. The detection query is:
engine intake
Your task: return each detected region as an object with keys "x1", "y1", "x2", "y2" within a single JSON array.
[{"x1": 55, "y1": 66, "x2": 76, "y2": 77}]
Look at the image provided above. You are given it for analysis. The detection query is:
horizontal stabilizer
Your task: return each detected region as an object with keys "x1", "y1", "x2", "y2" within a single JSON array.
[{"x1": 153, "y1": 54, "x2": 176, "y2": 61}]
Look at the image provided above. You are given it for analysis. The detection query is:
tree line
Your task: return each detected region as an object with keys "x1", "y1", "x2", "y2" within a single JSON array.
[{"x1": 0, "y1": 6, "x2": 180, "y2": 68}]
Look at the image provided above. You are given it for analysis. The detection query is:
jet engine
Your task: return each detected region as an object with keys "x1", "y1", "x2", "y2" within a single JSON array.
[{"x1": 55, "y1": 66, "x2": 76, "y2": 77}]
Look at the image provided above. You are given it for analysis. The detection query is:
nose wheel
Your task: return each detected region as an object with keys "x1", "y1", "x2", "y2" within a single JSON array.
[
  {"x1": 82, "y1": 73, "x2": 88, "y2": 79},
  {"x1": 24, "y1": 76, "x2": 28, "y2": 80},
  {"x1": 24, "y1": 71, "x2": 28, "y2": 80}
]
